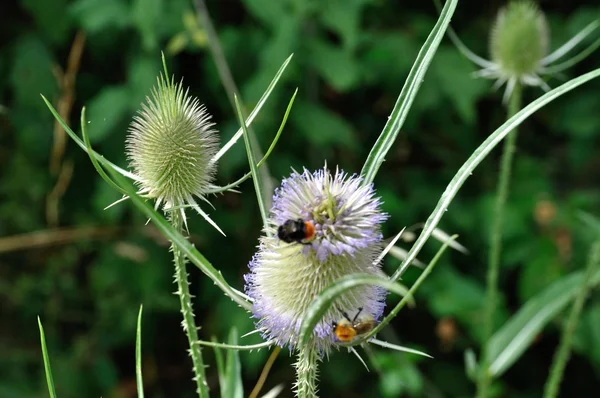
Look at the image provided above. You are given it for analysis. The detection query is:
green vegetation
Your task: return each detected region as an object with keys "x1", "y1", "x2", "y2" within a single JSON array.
[{"x1": 1, "y1": 1, "x2": 599, "y2": 397}]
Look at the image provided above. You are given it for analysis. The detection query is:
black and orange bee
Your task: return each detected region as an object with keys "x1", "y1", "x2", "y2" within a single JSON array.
[
  {"x1": 277, "y1": 219, "x2": 315, "y2": 244},
  {"x1": 332, "y1": 307, "x2": 377, "y2": 342}
]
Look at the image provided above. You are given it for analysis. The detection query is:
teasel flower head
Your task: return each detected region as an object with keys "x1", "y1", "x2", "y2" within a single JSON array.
[
  {"x1": 461, "y1": 0, "x2": 600, "y2": 102},
  {"x1": 244, "y1": 166, "x2": 389, "y2": 353},
  {"x1": 125, "y1": 72, "x2": 221, "y2": 232},
  {"x1": 490, "y1": 1, "x2": 549, "y2": 82}
]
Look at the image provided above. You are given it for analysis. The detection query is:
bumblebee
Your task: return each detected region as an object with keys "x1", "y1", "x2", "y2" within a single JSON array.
[
  {"x1": 332, "y1": 307, "x2": 377, "y2": 342},
  {"x1": 277, "y1": 219, "x2": 315, "y2": 244}
]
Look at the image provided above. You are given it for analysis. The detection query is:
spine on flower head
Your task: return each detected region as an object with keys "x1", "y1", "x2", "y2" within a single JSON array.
[{"x1": 245, "y1": 166, "x2": 388, "y2": 353}]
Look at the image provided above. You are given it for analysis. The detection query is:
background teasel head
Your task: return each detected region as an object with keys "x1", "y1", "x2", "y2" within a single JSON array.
[
  {"x1": 459, "y1": 0, "x2": 600, "y2": 102},
  {"x1": 244, "y1": 166, "x2": 389, "y2": 352},
  {"x1": 490, "y1": 1, "x2": 549, "y2": 82},
  {"x1": 125, "y1": 71, "x2": 220, "y2": 229}
]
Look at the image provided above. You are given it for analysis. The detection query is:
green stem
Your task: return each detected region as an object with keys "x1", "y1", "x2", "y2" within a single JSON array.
[
  {"x1": 543, "y1": 240, "x2": 600, "y2": 398},
  {"x1": 477, "y1": 83, "x2": 522, "y2": 398},
  {"x1": 294, "y1": 340, "x2": 320, "y2": 398},
  {"x1": 169, "y1": 211, "x2": 209, "y2": 397}
]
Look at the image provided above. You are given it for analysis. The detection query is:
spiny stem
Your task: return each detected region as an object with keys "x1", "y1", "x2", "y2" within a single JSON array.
[
  {"x1": 170, "y1": 210, "x2": 209, "y2": 397},
  {"x1": 477, "y1": 82, "x2": 522, "y2": 398},
  {"x1": 543, "y1": 240, "x2": 600, "y2": 398},
  {"x1": 294, "y1": 340, "x2": 320, "y2": 398}
]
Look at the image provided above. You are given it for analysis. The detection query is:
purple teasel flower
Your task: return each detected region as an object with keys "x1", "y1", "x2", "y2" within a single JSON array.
[{"x1": 244, "y1": 165, "x2": 389, "y2": 352}]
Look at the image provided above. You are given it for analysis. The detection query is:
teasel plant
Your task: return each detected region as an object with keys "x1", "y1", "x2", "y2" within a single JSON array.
[
  {"x1": 429, "y1": 2, "x2": 600, "y2": 396},
  {"x1": 38, "y1": 0, "x2": 600, "y2": 397},
  {"x1": 41, "y1": 52, "x2": 297, "y2": 398}
]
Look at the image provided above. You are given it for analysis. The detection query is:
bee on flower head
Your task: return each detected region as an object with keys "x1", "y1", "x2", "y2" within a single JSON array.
[
  {"x1": 332, "y1": 307, "x2": 377, "y2": 342},
  {"x1": 277, "y1": 219, "x2": 315, "y2": 244}
]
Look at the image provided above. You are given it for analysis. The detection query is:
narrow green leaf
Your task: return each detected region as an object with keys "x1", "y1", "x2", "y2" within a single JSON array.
[
  {"x1": 391, "y1": 67, "x2": 600, "y2": 282},
  {"x1": 353, "y1": 235, "x2": 457, "y2": 346},
  {"x1": 544, "y1": 240, "x2": 600, "y2": 398},
  {"x1": 360, "y1": 0, "x2": 458, "y2": 185},
  {"x1": 207, "y1": 88, "x2": 296, "y2": 194},
  {"x1": 234, "y1": 95, "x2": 269, "y2": 233},
  {"x1": 205, "y1": 88, "x2": 297, "y2": 195},
  {"x1": 196, "y1": 340, "x2": 273, "y2": 350},
  {"x1": 224, "y1": 329, "x2": 244, "y2": 398},
  {"x1": 213, "y1": 337, "x2": 226, "y2": 398},
  {"x1": 368, "y1": 339, "x2": 432, "y2": 358},
  {"x1": 486, "y1": 266, "x2": 600, "y2": 377},
  {"x1": 38, "y1": 317, "x2": 57, "y2": 398},
  {"x1": 41, "y1": 95, "x2": 139, "y2": 181},
  {"x1": 101, "y1": 165, "x2": 252, "y2": 311},
  {"x1": 80, "y1": 107, "x2": 128, "y2": 196},
  {"x1": 136, "y1": 305, "x2": 144, "y2": 398},
  {"x1": 212, "y1": 54, "x2": 294, "y2": 163}
]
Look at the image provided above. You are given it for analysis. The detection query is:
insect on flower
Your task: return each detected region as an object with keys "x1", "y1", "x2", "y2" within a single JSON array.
[
  {"x1": 332, "y1": 307, "x2": 377, "y2": 342},
  {"x1": 277, "y1": 218, "x2": 315, "y2": 244},
  {"x1": 245, "y1": 167, "x2": 388, "y2": 352}
]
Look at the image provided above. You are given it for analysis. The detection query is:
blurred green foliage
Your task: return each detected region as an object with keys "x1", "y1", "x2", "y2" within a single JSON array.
[{"x1": 1, "y1": 0, "x2": 599, "y2": 397}]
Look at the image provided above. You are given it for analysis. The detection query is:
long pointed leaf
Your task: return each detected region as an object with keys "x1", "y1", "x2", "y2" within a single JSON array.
[
  {"x1": 213, "y1": 337, "x2": 227, "y2": 398},
  {"x1": 487, "y1": 266, "x2": 600, "y2": 377},
  {"x1": 197, "y1": 340, "x2": 274, "y2": 350},
  {"x1": 224, "y1": 329, "x2": 244, "y2": 398},
  {"x1": 80, "y1": 107, "x2": 128, "y2": 195},
  {"x1": 235, "y1": 95, "x2": 268, "y2": 232},
  {"x1": 360, "y1": 0, "x2": 458, "y2": 184},
  {"x1": 136, "y1": 305, "x2": 144, "y2": 398},
  {"x1": 211, "y1": 54, "x2": 294, "y2": 163},
  {"x1": 205, "y1": 89, "x2": 297, "y2": 195},
  {"x1": 102, "y1": 165, "x2": 252, "y2": 311},
  {"x1": 38, "y1": 317, "x2": 57, "y2": 398},
  {"x1": 41, "y1": 95, "x2": 139, "y2": 181},
  {"x1": 391, "y1": 67, "x2": 600, "y2": 282},
  {"x1": 353, "y1": 235, "x2": 456, "y2": 346}
]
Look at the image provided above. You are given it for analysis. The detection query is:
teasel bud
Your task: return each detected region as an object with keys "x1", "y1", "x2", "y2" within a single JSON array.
[{"x1": 125, "y1": 73, "x2": 220, "y2": 230}]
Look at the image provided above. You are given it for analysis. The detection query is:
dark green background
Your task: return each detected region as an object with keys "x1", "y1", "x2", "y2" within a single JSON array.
[{"x1": 1, "y1": 0, "x2": 599, "y2": 397}]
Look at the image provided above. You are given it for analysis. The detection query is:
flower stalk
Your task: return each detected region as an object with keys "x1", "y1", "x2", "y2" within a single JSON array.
[
  {"x1": 478, "y1": 82, "x2": 522, "y2": 398},
  {"x1": 294, "y1": 340, "x2": 320, "y2": 398},
  {"x1": 170, "y1": 210, "x2": 209, "y2": 397}
]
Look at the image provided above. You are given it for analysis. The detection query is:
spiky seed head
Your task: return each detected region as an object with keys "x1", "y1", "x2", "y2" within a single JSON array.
[
  {"x1": 490, "y1": 1, "x2": 549, "y2": 78},
  {"x1": 126, "y1": 74, "x2": 219, "y2": 212},
  {"x1": 244, "y1": 166, "x2": 389, "y2": 353}
]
